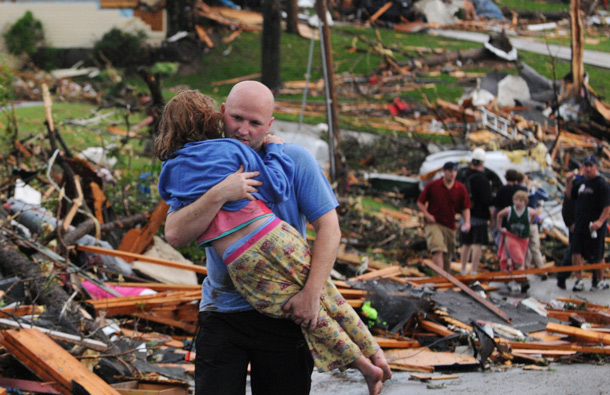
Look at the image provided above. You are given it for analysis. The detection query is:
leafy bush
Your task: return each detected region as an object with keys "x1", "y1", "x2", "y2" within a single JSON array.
[
  {"x1": 2, "y1": 11, "x2": 44, "y2": 57},
  {"x1": 93, "y1": 28, "x2": 148, "y2": 68}
]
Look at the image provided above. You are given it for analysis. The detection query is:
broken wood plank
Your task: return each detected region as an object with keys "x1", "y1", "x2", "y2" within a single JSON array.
[
  {"x1": 422, "y1": 259, "x2": 512, "y2": 324},
  {"x1": 546, "y1": 322, "x2": 610, "y2": 345},
  {"x1": 386, "y1": 347, "x2": 478, "y2": 370},
  {"x1": 373, "y1": 336, "x2": 420, "y2": 349},
  {"x1": 500, "y1": 339, "x2": 610, "y2": 354},
  {"x1": 76, "y1": 245, "x2": 207, "y2": 274},
  {"x1": 419, "y1": 319, "x2": 455, "y2": 337},
  {"x1": 118, "y1": 200, "x2": 169, "y2": 259},
  {"x1": 195, "y1": 25, "x2": 214, "y2": 48},
  {"x1": 0, "y1": 318, "x2": 108, "y2": 352},
  {"x1": 411, "y1": 262, "x2": 610, "y2": 284},
  {"x1": 365, "y1": 1, "x2": 392, "y2": 25},
  {"x1": 350, "y1": 265, "x2": 402, "y2": 281},
  {"x1": 0, "y1": 328, "x2": 120, "y2": 395}
]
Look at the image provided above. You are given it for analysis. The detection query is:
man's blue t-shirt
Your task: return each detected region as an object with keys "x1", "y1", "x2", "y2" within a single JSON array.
[{"x1": 199, "y1": 143, "x2": 339, "y2": 312}]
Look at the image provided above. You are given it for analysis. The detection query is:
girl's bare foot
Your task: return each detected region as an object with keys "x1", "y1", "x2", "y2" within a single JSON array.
[
  {"x1": 363, "y1": 365, "x2": 383, "y2": 395},
  {"x1": 352, "y1": 356, "x2": 384, "y2": 395},
  {"x1": 371, "y1": 349, "x2": 392, "y2": 382}
]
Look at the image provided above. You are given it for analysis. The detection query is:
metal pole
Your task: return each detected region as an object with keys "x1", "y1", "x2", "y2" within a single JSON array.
[{"x1": 318, "y1": 20, "x2": 336, "y2": 183}]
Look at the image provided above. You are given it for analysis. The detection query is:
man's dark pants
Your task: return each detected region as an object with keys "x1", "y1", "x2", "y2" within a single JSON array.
[{"x1": 195, "y1": 310, "x2": 314, "y2": 395}]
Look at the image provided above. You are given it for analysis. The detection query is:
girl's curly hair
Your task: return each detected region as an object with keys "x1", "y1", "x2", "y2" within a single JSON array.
[{"x1": 154, "y1": 90, "x2": 224, "y2": 161}]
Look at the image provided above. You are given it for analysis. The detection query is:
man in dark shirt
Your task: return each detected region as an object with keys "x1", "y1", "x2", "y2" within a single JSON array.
[
  {"x1": 460, "y1": 148, "x2": 493, "y2": 274},
  {"x1": 567, "y1": 154, "x2": 610, "y2": 291},
  {"x1": 418, "y1": 161, "x2": 471, "y2": 272}
]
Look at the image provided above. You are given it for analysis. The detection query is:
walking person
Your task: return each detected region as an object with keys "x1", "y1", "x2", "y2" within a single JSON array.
[
  {"x1": 566, "y1": 155, "x2": 610, "y2": 291},
  {"x1": 460, "y1": 148, "x2": 493, "y2": 274},
  {"x1": 417, "y1": 161, "x2": 471, "y2": 272}
]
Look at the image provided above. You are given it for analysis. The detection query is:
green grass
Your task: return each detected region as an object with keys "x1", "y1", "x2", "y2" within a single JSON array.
[{"x1": 495, "y1": 0, "x2": 568, "y2": 13}]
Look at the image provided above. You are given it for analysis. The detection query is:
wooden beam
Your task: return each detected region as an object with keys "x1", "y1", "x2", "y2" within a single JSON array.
[
  {"x1": 0, "y1": 329, "x2": 120, "y2": 395},
  {"x1": 365, "y1": 1, "x2": 392, "y2": 25},
  {"x1": 410, "y1": 262, "x2": 610, "y2": 284},
  {"x1": 546, "y1": 322, "x2": 610, "y2": 345},
  {"x1": 118, "y1": 200, "x2": 169, "y2": 259},
  {"x1": 422, "y1": 259, "x2": 512, "y2": 324},
  {"x1": 76, "y1": 245, "x2": 207, "y2": 274},
  {"x1": 0, "y1": 318, "x2": 108, "y2": 352}
]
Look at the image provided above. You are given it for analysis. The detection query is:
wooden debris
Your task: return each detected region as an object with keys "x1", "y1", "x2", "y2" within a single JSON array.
[
  {"x1": 118, "y1": 200, "x2": 169, "y2": 259},
  {"x1": 0, "y1": 328, "x2": 120, "y2": 395},
  {"x1": 546, "y1": 322, "x2": 610, "y2": 345},
  {"x1": 422, "y1": 259, "x2": 512, "y2": 324},
  {"x1": 77, "y1": 245, "x2": 207, "y2": 274}
]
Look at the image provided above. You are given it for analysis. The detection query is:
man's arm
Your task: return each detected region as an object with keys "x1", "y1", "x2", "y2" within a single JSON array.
[
  {"x1": 282, "y1": 209, "x2": 341, "y2": 331},
  {"x1": 164, "y1": 167, "x2": 262, "y2": 247},
  {"x1": 591, "y1": 205, "x2": 610, "y2": 231},
  {"x1": 461, "y1": 208, "x2": 471, "y2": 232},
  {"x1": 417, "y1": 200, "x2": 435, "y2": 223}
]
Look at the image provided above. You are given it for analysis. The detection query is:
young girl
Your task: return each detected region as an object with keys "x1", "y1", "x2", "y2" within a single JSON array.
[
  {"x1": 156, "y1": 90, "x2": 390, "y2": 395},
  {"x1": 496, "y1": 190, "x2": 539, "y2": 271}
]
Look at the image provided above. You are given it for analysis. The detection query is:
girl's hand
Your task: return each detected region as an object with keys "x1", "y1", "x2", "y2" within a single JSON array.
[{"x1": 263, "y1": 134, "x2": 284, "y2": 145}]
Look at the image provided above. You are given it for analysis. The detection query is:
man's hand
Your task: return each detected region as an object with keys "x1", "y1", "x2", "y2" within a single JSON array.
[
  {"x1": 425, "y1": 213, "x2": 436, "y2": 223},
  {"x1": 215, "y1": 165, "x2": 262, "y2": 201},
  {"x1": 263, "y1": 134, "x2": 284, "y2": 145},
  {"x1": 282, "y1": 288, "x2": 320, "y2": 331}
]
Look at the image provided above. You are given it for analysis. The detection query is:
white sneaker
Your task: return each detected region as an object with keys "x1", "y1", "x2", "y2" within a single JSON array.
[
  {"x1": 572, "y1": 279, "x2": 584, "y2": 292},
  {"x1": 592, "y1": 280, "x2": 609, "y2": 291}
]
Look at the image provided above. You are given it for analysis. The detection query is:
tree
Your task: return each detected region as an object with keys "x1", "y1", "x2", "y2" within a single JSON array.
[
  {"x1": 261, "y1": 0, "x2": 283, "y2": 90},
  {"x1": 285, "y1": 0, "x2": 300, "y2": 34},
  {"x1": 3, "y1": 11, "x2": 44, "y2": 58}
]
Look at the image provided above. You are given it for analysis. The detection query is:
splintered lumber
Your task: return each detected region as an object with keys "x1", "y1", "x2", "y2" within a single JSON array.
[
  {"x1": 365, "y1": 1, "x2": 392, "y2": 25},
  {"x1": 195, "y1": 25, "x2": 214, "y2": 48},
  {"x1": 0, "y1": 305, "x2": 44, "y2": 317},
  {"x1": 350, "y1": 265, "x2": 402, "y2": 281},
  {"x1": 499, "y1": 339, "x2": 610, "y2": 355},
  {"x1": 546, "y1": 322, "x2": 610, "y2": 345},
  {"x1": 76, "y1": 245, "x2": 207, "y2": 274},
  {"x1": 87, "y1": 291, "x2": 200, "y2": 316},
  {"x1": 419, "y1": 319, "x2": 455, "y2": 337},
  {"x1": 118, "y1": 200, "x2": 169, "y2": 259},
  {"x1": 120, "y1": 327, "x2": 185, "y2": 348},
  {"x1": 0, "y1": 318, "x2": 108, "y2": 352},
  {"x1": 422, "y1": 259, "x2": 512, "y2": 324},
  {"x1": 0, "y1": 328, "x2": 120, "y2": 395},
  {"x1": 379, "y1": 208, "x2": 420, "y2": 228},
  {"x1": 374, "y1": 336, "x2": 420, "y2": 349},
  {"x1": 385, "y1": 347, "x2": 478, "y2": 371},
  {"x1": 411, "y1": 262, "x2": 610, "y2": 284},
  {"x1": 546, "y1": 309, "x2": 610, "y2": 325}
]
